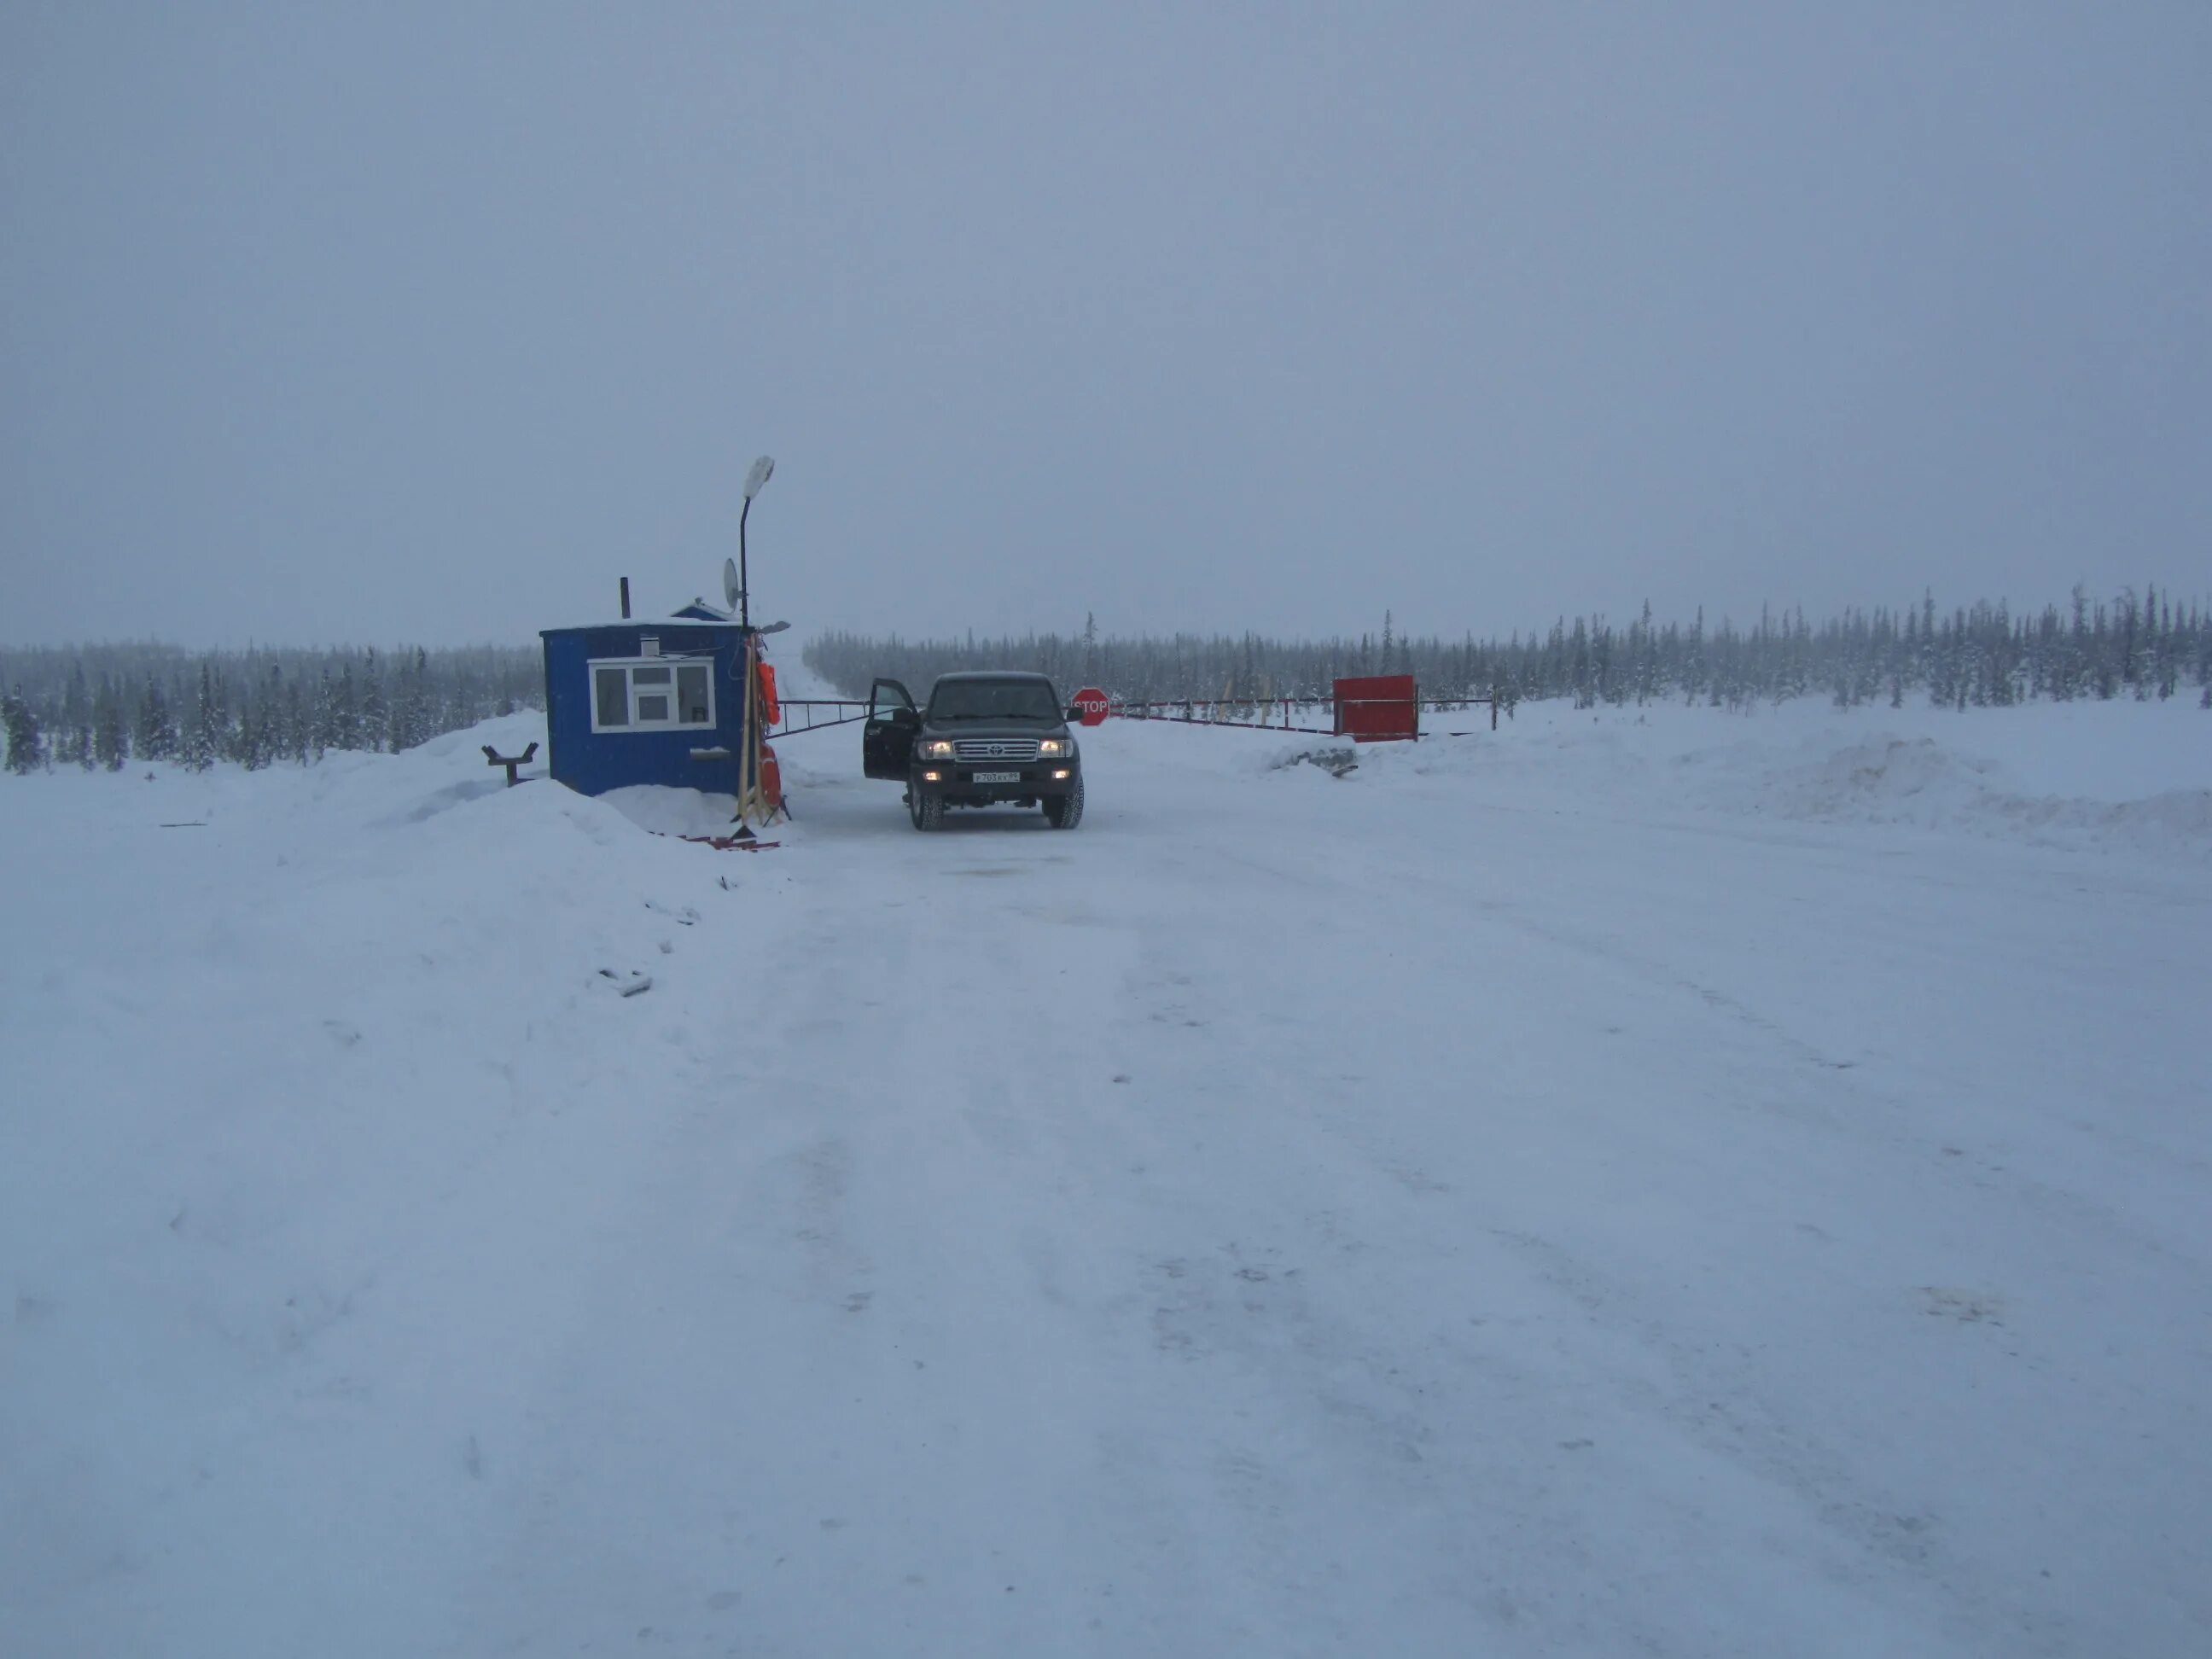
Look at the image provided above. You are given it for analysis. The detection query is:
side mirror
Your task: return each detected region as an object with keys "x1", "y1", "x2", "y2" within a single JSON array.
[
  {"x1": 890, "y1": 707, "x2": 920, "y2": 728},
  {"x1": 1065, "y1": 706, "x2": 1082, "y2": 721}
]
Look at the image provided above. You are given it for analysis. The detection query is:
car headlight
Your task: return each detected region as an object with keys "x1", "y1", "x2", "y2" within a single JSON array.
[
  {"x1": 920, "y1": 738, "x2": 956, "y2": 760},
  {"x1": 1038, "y1": 737, "x2": 1072, "y2": 758}
]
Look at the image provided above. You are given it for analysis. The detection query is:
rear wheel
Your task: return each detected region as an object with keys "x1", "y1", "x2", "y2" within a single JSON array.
[
  {"x1": 1043, "y1": 776, "x2": 1085, "y2": 830},
  {"x1": 910, "y1": 787, "x2": 945, "y2": 831}
]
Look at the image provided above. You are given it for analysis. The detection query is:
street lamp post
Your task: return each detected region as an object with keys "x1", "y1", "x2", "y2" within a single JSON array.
[{"x1": 737, "y1": 455, "x2": 775, "y2": 627}]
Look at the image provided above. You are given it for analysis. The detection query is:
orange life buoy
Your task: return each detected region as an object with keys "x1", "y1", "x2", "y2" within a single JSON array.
[{"x1": 757, "y1": 661, "x2": 780, "y2": 727}]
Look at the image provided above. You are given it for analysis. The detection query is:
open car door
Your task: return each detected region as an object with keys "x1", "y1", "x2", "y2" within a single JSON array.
[{"x1": 861, "y1": 678, "x2": 918, "y2": 779}]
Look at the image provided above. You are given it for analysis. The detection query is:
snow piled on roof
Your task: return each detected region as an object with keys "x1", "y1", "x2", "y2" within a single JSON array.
[{"x1": 540, "y1": 616, "x2": 752, "y2": 633}]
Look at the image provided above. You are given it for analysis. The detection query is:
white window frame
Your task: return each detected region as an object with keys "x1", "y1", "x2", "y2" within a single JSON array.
[{"x1": 588, "y1": 655, "x2": 718, "y2": 734}]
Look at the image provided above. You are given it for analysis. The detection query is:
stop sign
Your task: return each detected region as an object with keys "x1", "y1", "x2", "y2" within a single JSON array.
[{"x1": 1072, "y1": 686, "x2": 1110, "y2": 726}]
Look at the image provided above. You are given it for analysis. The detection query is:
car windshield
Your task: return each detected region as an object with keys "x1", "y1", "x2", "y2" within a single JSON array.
[{"x1": 928, "y1": 679, "x2": 1062, "y2": 723}]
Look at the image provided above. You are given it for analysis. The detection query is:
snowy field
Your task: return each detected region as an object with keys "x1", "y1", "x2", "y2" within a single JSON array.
[{"x1": 3, "y1": 696, "x2": 2209, "y2": 1656}]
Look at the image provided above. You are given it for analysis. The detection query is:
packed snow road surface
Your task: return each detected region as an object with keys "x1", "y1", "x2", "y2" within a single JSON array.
[{"x1": 4, "y1": 701, "x2": 2209, "y2": 1656}]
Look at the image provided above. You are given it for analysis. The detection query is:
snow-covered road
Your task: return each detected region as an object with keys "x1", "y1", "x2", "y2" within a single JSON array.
[{"x1": 4, "y1": 702, "x2": 2209, "y2": 1655}]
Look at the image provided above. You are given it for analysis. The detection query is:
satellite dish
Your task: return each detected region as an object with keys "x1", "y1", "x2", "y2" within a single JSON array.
[
  {"x1": 743, "y1": 455, "x2": 777, "y2": 501},
  {"x1": 724, "y1": 557, "x2": 741, "y2": 608}
]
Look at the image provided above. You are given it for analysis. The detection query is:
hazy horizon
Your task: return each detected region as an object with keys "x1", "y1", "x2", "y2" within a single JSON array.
[
  {"x1": 6, "y1": 3, "x2": 2208, "y2": 650},
  {"x1": 4, "y1": 575, "x2": 2207, "y2": 659}
]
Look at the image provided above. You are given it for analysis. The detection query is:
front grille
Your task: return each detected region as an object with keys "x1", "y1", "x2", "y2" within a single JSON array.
[{"x1": 953, "y1": 738, "x2": 1041, "y2": 762}]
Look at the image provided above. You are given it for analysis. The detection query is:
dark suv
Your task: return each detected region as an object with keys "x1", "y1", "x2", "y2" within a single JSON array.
[{"x1": 862, "y1": 672, "x2": 1086, "y2": 831}]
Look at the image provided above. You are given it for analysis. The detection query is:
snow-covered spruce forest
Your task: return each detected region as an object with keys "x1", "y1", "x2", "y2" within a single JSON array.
[
  {"x1": 807, "y1": 587, "x2": 2212, "y2": 713},
  {"x1": 6, "y1": 587, "x2": 2209, "y2": 776},
  {"x1": 0, "y1": 643, "x2": 542, "y2": 774}
]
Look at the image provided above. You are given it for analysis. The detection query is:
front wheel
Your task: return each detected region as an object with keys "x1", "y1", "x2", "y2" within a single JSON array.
[
  {"x1": 1043, "y1": 776, "x2": 1085, "y2": 830},
  {"x1": 910, "y1": 788, "x2": 945, "y2": 831}
]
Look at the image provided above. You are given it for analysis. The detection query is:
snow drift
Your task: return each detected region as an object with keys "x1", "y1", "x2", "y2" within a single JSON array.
[{"x1": 3, "y1": 699, "x2": 2208, "y2": 1656}]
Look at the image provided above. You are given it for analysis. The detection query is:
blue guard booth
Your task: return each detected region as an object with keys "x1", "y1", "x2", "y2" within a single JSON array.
[{"x1": 539, "y1": 610, "x2": 761, "y2": 799}]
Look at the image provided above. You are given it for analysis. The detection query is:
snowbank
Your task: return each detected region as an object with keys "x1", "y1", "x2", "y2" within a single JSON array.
[
  {"x1": 4, "y1": 701, "x2": 2209, "y2": 1655},
  {"x1": 598, "y1": 783, "x2": 747, "y2": 839},
  {"x1": 1, "y1": 724, "x2": 791, "y2": 1654},
  {"x1": 1320, "y1": 697, "x2": 2212, "y2": 863}
]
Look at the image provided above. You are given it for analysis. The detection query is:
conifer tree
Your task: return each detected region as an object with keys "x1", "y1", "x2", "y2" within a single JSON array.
[
  {"x1": 3, "y1": 685, "x2": 47, "y2": 773},
  {"x1": 390, "y1": 646, "x2": 433, "y2": 751},
  {"x1": 134, "y1": 677, "x2": 177, "y2": 760},
  {"x1": 334, "y1": 664, "x2": 361, "y2": 750},
  {"x1": 181, "y1": 664, "x2": 218, "y2": 771},
  {"x1": 285, "y1": 676, "x2": 308, "y2": 763},
  {"x1": 359, "y1": 650, "x2": 387, "y2": 751},
  {"x1": 311, "y1": 667, "x2": 337, "y2": 759},
  {"x1": 92, "y1": 675, "x2": 128, "y2": 771},
  {"x1": 61, "y1": 664, "x2": 94, "y2": 768}
]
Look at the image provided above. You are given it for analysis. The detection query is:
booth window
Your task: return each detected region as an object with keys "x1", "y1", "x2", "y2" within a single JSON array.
[{"x1": 591, "y1": 659, "x2": 715, "y2": 732}]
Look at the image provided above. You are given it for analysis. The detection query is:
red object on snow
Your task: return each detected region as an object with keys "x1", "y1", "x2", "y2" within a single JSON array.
[
  {"x1": 1072, "y1": 686, "x2": 1110, "y2": 726},
  {"x1": 1332, "y1": 674, "x2": 1418, "y2": 742}
]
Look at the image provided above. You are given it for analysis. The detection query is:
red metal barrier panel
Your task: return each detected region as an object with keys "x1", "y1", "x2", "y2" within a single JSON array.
[{"x1": 1333, "y1": 674, "x2": 1418, "y2": 742}]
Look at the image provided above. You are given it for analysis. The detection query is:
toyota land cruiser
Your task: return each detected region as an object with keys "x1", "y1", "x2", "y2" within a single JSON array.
[{"x1": 861, "y1": 671, "x2": 1085, "y2": 831}]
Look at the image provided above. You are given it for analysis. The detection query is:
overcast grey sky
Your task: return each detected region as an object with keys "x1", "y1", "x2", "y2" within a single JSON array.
[{"x1": 3, "y1": 2, "x2": 2207, "y2": 649}]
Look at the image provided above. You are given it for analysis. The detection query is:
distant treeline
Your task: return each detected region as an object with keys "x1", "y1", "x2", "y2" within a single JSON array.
[
  {"x1": 2, "y1": 642, "x2": 542, "y2": 774},
  {"x1": 9, "y1": 587, "x2": 2207, "y2": 774},
  {"x1": 806, "y1": 587, "x2": 2212, "y2": 714}
]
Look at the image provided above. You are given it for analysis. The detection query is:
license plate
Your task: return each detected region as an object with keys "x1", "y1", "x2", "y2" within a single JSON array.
[{"x1": 969, "y1": 771, "x2": 1021, "y2": 783}]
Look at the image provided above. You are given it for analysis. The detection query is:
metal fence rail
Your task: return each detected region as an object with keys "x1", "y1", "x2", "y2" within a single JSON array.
[
  {"x1": 767, "y1": 699, "x2": 874, "y2": 736},
  {"x1": 1111, "y1": 695, "x2": 1499, "y2": 735},
  {"x1": 768, "y1": 693, "x2": 1500, "y2": 740}
]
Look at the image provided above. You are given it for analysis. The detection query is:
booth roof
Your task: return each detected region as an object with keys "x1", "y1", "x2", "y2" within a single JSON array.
[{"x1": 539, "y1": 618, "x2": 754, "y2": 636}]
